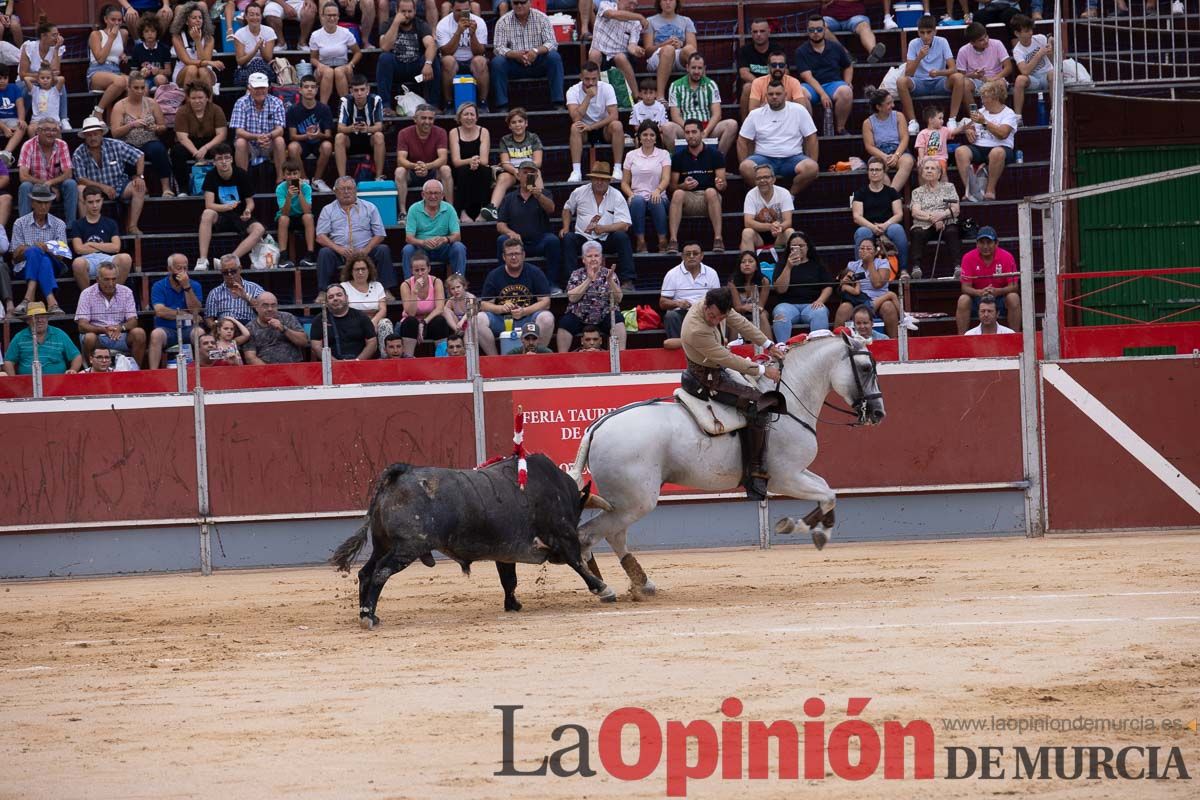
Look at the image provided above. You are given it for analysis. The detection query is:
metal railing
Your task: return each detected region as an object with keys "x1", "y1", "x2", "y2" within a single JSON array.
[{"x1": 1070, "y1": 5, "x2": 1200, "y2": 87}]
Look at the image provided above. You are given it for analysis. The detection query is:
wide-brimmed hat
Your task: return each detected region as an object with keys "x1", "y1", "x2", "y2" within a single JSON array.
[
  {"x1": 28, "y1": 183, "x2": 55, "y2": 202},
  {"x1": 25, "y1": 301, "x2": 49, "y2": 317},
  {"x1": 586, "y1": 161, "x2": 614, "y2": 180},
  {"x1": 80, "y1": 116, "x2": 107, "y2": 134},
  {"x1": 520, "y1": 322, "x2": 539, "y2": 339}
]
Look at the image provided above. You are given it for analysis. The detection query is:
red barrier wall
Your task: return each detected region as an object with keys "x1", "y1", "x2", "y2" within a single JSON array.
[
  {"x1": 1043, "y1": 359, "x2": 1200, "y2": 532},
  {"x1": 0, "y1": 402, "x2": 198, "y2": 527}
]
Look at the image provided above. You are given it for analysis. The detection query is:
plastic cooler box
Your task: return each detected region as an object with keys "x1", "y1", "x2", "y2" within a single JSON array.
[
  {"x1": 357, "y1": 180, "x2": 398, "y2": 225},
  {"x1": 548, "y1": 13, "x2": 575, "y2": 43},
  {"x1": 453, "y1": 76, "x2": 477, "y2": 110},
  {"x1": 895, "y1": 2, "x2": 925, "y2": 28}
]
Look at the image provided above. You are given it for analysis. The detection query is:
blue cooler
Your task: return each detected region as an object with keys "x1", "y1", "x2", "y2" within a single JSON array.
[
  {"x1": 895, "y1": 2, "x2": 925, "y2": 28},
  {"x1": 357, "y1": 179, "x2": 399, "y2": 224},
  {"x1": 452, "y1": 76, "x2": 477, "y2": 110},
  {"x1": 217, "y1": 17, "x2": 246, "y2": 53}
]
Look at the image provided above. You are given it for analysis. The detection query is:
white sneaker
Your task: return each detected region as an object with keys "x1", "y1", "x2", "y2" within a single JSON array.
[
  {"x1": 902, "y1": 313, "x2": 920, "y2": 331},
  {"x1": 195, "y1": 257, "x2": 210, "y2": 271},
  {"x1": 567, "y1": 168, "x2": 582, "y2": 182},
  {"x1": 1172, "y1": 0, "x2": 1184, "y2": 13},
  {"x1": 907, "y1": 118, "x2": 919, "y2": 136},
  {"x1": 883, "y1": 13, "x2": 899, "y2": 30},
  {"x1": 611, "y1": 164, "x2": 623, "y2": 181},
  {"x1": 297, "y1": 42, "x2": 310, "y2": 52},
  {"x1": 313, "y1": 178, "x2": 332, "y2": 193}
]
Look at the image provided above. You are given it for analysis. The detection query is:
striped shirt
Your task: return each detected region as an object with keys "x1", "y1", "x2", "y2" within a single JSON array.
[
  {"x1": 492, "y1": 9, "x2": 557, "y2": 57},
  {"x1": 71, "y1": 138, "x2": 142, "y2": 193},
  {"x1": 316, "y1": 199, "x2": 386, "y2": 250},
  {"x1": 230, "y1": 94, "x2": 287, "y2": 135},
  {"x1": 204, "y1": 279, "x2": 265, "y2": 323},
  {"x1": 338, "y1": 93, "x2": 384, "y2": 127},
  {"x1": 592, "y1": 0, "x2": 644, "y2": 58},
  {"x1": 18, "y1": 137, "x2": 72, "y2": 182},
  {"x1": 669, "y1": 75, "x2": 722, "y2": 123},
  {"x1": 75, "y1": 283, "x2": 138, "y2": 327}
]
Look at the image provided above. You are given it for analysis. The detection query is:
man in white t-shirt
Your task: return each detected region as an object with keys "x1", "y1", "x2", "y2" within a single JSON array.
[
  {"x1": 739, "y1": 164, "x2": 794, "y2": 252},
  {"x1": 658, "y1": 241, "x2": 720, "y2": 339},
  {"x1": 736, "y1": 80, "x2": 819, "y2": 198},
  {"x1": 435, "y1": 0, "x2": 489, "y2": 112},
  {"x1": 964, "y1": 295, "x2": 1015, "y2": 336},
  {"x1": 566, "y1": 60, "x2": 624, "y2": 183}
]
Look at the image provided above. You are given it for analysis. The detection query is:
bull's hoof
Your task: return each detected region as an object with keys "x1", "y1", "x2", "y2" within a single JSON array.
[
  {"x1": 811, "y1": 530, "x2": 828, "y2": 551},
  {"x1": 597, "y1": 586, "x2": 618, "y2": 603},
  {"x1": 504, "y1": 598, "x2": 523, "y2": 612},
  {"x1": 774, "y1": 517, "x2": 796, "y2": 535},
  {"x1": 359, "y1": 614, "x2": 379, "y2": 630},
  {"x1": 640, "y1": 579, "x2": 658, "y2": 596}
]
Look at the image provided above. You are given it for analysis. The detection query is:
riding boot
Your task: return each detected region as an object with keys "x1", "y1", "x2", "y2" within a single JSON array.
[{"x1": 745, "y1": 415, "x2": 770, "y2": 501}]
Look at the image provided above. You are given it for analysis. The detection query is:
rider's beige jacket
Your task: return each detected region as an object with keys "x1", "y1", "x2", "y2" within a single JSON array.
[{"x1": 680, "y1": 299, "x2": 768, "y2": 376}]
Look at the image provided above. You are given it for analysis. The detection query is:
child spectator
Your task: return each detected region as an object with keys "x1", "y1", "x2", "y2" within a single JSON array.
[
  {"x1": 727, "y1": 250, "x2": 772, "y2": 340},
  {"x1": 275, "y1": 159, "x2": 316, "y2": 269},
  {"x1": 128, "y1": 16, "x2": 174, "y2": 90},
  {"x1": 480, "y1": 107, "x2": 542, "y2": 220},
  {"x1": 956, "y1": 22, "x2": 1013, "y2": 100},
  {"x1": 897, "y1": 15, "x2": 964, "y2": 133},
  {"x1": 285, "y1": 74, "x2": 335, "y2": 192},
  {"x1": 209, "y1": 315, "x2": 250, "y2": 365},
  {"x1": 913, "y1": 106, "x2": 958, "y2": 180},
  {"x1": 629, "y1": 78, "x2": 680, "y2": 148},
  {"x1": 1011, "y1": 14, "x2": 1054, "y2": 117},
  {"x1": 0, "y1": 67, "x2": 25, "y2": 160}
]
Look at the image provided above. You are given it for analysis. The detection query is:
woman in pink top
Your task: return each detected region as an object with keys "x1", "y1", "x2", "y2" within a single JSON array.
[
  {"x1": 620, "y1": 120, "x2": 672, "y2": 254},
  {"x1": 398, "y1": 251, "x2": 451, "y2": 356}
]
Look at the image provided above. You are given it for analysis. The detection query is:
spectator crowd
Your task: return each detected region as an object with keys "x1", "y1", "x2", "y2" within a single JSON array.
[{"x1": 2, "y1": 1, "x2": 1050, "y2": 377}]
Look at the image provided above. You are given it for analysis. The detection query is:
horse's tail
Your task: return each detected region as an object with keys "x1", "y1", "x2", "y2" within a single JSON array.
[
  {"x1": 567, "y1": 428, "x2": 594, "y2": 488},
  {"x1": 329, "y1": 463, "x2": 411, "y2": 571}
]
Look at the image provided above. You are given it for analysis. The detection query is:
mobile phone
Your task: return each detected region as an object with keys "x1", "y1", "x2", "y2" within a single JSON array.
[
  {"x1": 968, "y1": 104, "x2": 977, "y2": 114},
  {"x1": 459, "y1": 9, "x2": 470, "y2": 20},
  {"x1": 290, "y1": 179, "x2": 300, "y2": 189},
  {"x1": 524, "y1": 172, "x2": 535, "y2": 189}
]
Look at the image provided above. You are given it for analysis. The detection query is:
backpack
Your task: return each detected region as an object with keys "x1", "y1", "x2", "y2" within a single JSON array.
[
  {"x1": 271, "y1": 56, "x2": 298, "y2": 87},
  {"x1": 269, "y1": 85, "x2": 300, "y2": 113},
  {"x1": 154, "y1": 82, "x2": 186, "y2": 126}
]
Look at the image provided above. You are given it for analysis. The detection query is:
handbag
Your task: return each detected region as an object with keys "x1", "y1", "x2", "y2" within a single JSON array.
[
  {"x1": 622, "y1": 308, "x2": 638, "y2": 332},
  {"x1": 154, "y1": 82, "x2": 186, "y2": 127},
  {"x1": 271, "y1": 56, "x2": 298, "y2": 86},
  {"x1": 250, "y1": 234, "x2": 281, "y2": 269},
  {"x1": 635, "y1": 304, "x2": 662, "y2": 331}
]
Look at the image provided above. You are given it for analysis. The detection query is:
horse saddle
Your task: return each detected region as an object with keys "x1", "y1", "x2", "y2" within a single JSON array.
[{"x1": 674, "y1": 368, "x2": 754, "y2": 436}]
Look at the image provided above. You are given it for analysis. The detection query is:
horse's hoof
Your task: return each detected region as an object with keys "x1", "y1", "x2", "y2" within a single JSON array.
[
  {"x1": 598, "y1": 586, "x2": 618, "y2": 603},
  {"x1": 359, "y1": 615, "x2": 378, "y2": 630},
  {"x1": 774, "y1": 517, "x2": 796, "y2": 535},
  {"x1": 640, "y1": 579, "x2": 657, "y2": 596},
  {"x1": 811, "y1": 530, "x2": 828, "y2": 551}
]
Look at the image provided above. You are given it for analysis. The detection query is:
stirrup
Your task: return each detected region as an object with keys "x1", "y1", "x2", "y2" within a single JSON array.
[{"x1": 745, "y1": 475, "x2": 768, "y2": 501}]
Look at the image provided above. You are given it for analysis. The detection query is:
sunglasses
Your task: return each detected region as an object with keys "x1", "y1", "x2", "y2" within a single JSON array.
[
  {"x1": 220, "y1": 269, "x2": 239, "y2": 276},
  {"x1": 808, "y1": 26, "x2": 825, "y2": 33}
]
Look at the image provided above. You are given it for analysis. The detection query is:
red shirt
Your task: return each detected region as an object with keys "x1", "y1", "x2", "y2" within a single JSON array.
[
  {"x1": 960, "y1": 246, "x2": 1017, "y2": 291},
  {"x1": 397, "y1": 125, "x2": 448, "y2": 163}
]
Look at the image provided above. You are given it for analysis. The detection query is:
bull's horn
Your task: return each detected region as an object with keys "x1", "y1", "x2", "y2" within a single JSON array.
[
  {"x1": 532, "y1": 537, "x2": 549, "y2": 550},
  {"x1": 585, "y1": 493, "x2": 613, "y2": 512}
]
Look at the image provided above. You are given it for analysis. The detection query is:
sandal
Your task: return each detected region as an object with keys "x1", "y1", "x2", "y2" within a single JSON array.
[
  {"x1": 47, "y1": 304, "x2": 64, "y2": 315},
  {"x1": 127, "y1": 226, "x2": 143, "y2": 236},
  {"x1": 712, "y1": 237, "x2": 725, "y2": 252},
  {"x1": 162, "y1": 190, "x2": 175, "y2": 198},
  {"x1": 666, "y1": 240, "x2": 679, "y2": 254}
]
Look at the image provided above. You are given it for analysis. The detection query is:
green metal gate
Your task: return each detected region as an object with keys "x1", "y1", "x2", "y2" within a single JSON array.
[{"x1": 1074, "y1": 146, "x2": 1200, "y2": 325}]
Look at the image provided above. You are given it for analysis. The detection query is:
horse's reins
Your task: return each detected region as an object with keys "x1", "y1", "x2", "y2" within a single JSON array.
[{"x1": 773, "y1": 339, "x2": 880, "y2": 431}]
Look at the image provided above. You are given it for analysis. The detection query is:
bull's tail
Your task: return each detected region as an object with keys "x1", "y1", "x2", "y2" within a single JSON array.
[
  {"x1": 330, "y1": 522, "x2": 368, "y2": 572},
  {"x1": 328, "y1": 463, "x2": 412, "y2": 572}
]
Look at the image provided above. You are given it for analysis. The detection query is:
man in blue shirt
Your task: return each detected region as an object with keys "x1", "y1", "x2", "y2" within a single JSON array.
[{"x1": 148, "y1": 253, "x2": 204, "y2": 369}]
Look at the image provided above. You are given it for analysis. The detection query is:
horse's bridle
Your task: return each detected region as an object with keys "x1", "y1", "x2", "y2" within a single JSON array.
[{"x1": 775, "y1": 337, "x2": 881, "y2": 430}]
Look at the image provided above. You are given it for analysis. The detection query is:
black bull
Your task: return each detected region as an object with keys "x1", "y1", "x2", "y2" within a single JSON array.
[{"x1": 330, "y1": 455, "x2": 613, "y2": 627}]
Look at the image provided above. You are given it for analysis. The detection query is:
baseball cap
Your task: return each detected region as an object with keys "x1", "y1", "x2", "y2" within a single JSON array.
[
  {"x1": 976, "y1": 226, "x2": 997, "y2": 241},
  {"x1": 516, "y1": 159, "x2": 537, "y2": 171},
  {"x1": 248, "y1": 72, "x2": 270, "y2": 88},
  {"x1": 520, "y1": 322, "x2": 539, "y2": 339}
]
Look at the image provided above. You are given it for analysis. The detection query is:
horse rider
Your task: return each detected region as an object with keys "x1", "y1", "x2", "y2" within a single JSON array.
[{"x1": 680, "y1": 288, "x2": 786, "y2": 501}]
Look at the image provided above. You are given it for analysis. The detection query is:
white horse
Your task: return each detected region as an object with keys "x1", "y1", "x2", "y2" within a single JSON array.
[{"x1": 568, "y1": 331, "x2": 886, "y2": 596}]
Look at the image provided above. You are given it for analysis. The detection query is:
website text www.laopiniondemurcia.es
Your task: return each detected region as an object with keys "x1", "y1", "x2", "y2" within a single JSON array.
[{"x1": 494, "y1": 698, "x2": 1192, "y2": 796}]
